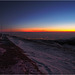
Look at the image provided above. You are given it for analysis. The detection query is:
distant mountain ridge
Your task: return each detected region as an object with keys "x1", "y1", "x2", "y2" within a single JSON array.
[{"x1": 55, "y1": 37, "x2": 75, "y2": 45}]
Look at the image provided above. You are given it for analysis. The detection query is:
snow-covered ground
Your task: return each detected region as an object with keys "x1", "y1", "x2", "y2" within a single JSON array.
[
  {"x1": 0, "y1": 36, "x2": 41, "y2": 74},
  {"x1": 8, "y1": 37, "x2": 75, "y2": 74}
]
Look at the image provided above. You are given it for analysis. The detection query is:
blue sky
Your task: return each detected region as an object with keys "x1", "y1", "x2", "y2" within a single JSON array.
[{"x1": 0, "y1": 1, "x2": 75, "y2": 32}]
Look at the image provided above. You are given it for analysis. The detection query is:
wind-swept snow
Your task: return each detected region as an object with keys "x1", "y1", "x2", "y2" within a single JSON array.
[
  {"x1": 8, "y1": 37, "x2": 75, "y2": 74},
  {"x1": 0, "y1": 36, "x2": 41, "y2": 74}
]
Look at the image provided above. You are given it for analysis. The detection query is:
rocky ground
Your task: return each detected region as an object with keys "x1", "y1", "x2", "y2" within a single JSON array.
[{"x1": 0, "y1": 34, "x2": 42, "y2": 74}]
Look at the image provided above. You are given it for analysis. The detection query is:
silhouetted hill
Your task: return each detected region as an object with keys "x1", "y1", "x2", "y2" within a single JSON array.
[{"x1": 54, "y1": 37, "x2": 75, "y2": 45}]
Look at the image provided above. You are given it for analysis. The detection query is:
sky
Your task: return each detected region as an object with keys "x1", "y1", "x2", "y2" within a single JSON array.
[{"x1": 0, "y1": 1, "x2": 75, "y2": 32}]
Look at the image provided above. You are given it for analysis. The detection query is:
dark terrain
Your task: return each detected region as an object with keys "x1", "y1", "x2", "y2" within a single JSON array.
[{"x1": 0, "y1": 33, "x2": 42, "y2": 74}]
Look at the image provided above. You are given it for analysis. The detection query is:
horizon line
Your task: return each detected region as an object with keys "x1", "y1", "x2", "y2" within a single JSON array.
[{"x1": 1, "y1": 31, "x2": 75, "y2": 32}]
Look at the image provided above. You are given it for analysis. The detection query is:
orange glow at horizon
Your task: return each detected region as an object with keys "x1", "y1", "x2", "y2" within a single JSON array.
[{"x1": 1, "y1": 27, "x2": 75, "y2": 32}]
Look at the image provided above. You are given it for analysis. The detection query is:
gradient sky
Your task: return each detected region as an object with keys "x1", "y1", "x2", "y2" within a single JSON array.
[{"x1": 0, "y1": 1, "x2": 75, "y2": 32}]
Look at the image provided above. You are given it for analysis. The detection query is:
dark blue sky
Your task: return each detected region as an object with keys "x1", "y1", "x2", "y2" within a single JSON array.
[{"x1": 0, "y1": 1, "x2": 75, "y2": 32}]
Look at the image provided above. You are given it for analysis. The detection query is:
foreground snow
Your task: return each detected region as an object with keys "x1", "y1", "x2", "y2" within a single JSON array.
[
  {"x1": 8, "y1": 36, "x2": 75, "y2": 74},
  {"x1": 0, "y1": 36, "x2": 41, "y2": 74}
]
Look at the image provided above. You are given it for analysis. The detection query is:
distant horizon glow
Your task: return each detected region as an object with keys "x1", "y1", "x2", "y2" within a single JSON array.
[
  {"x1": 1, "y1": 27, "x2": 75, "y2": 32},
  {"x1": 1, "y1": 23, "x2": 75, "y2": 32},
  {"x1": 0, "y1": 2, "x2": 75, "y2": 33}
]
